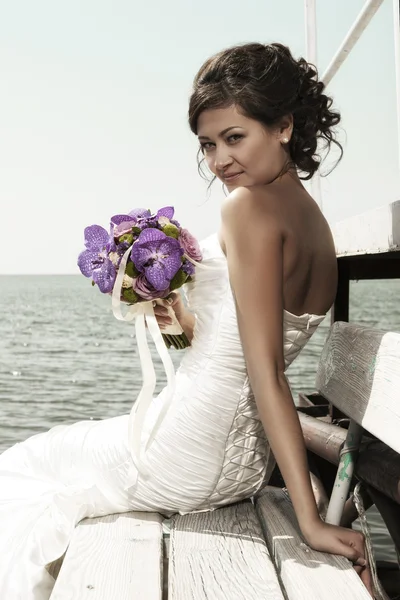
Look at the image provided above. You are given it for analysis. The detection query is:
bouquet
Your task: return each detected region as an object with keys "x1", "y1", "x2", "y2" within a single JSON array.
[{"x1": 77, "y1": 206, "x2": 202, "y2": 349}]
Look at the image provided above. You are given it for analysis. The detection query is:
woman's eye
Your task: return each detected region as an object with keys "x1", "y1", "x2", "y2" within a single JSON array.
[
  {"x1": 200, "y1": 142, "x2": 215, "y2": 151},
  {"x1": 227, "y1": 134, "x2": 242, "y2": 143}
]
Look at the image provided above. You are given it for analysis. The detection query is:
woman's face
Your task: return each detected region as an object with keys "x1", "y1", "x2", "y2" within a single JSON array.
[{"x1": 197, "y1": 105, "x2": 291, "y2": 191}]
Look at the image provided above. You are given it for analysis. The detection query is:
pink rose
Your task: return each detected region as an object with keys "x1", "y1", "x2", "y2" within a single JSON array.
[
  {"x1": 179, "y1": 229, "x2": 202, "y2": 262},
  {"x1": 134, "y1": 274, "x2": 170, "y2": 301}
]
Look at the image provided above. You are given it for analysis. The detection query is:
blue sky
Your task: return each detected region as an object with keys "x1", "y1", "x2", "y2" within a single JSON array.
[{"x1": 1, "y1": 0, "x2": 398, "y2": 273}]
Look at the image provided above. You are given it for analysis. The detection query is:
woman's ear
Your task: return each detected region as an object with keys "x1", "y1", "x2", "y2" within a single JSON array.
[{"x1": 278, "y1": 114, "x2": 293, "y2": 142}]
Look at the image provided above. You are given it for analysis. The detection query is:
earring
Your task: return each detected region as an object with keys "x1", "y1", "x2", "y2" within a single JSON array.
[{"x1": 282, "y1": 137, "x2": 289, "y2": 144}]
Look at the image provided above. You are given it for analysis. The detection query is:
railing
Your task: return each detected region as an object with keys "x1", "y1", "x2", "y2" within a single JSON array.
[{"x1": 304, "y1": 0, "x2": 400, "y2": 209}]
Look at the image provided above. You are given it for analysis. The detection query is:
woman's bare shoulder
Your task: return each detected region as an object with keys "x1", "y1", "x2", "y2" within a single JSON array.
[{"x1": 221, "y1": 186, "x2": 285, "y2": 231}]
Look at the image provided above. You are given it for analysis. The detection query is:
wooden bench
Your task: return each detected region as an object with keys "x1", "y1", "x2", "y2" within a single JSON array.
[
  {"x1": 316, "y1": 321, "x2": 400, "y2": 456},
  {"x1": 50, "y1": 321, "x2": 400, "y2": 599},
  {"x1": 49, "y1": 490, "x2": 370, "y2": 599}
]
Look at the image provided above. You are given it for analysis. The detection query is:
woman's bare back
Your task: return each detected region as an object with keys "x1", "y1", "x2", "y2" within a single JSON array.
[{"x1": 250, "y1": 176, "x2": 337, "y2": 317}]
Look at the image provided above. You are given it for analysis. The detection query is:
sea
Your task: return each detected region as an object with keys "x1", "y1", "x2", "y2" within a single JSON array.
[{"x1": 1, "y1": 275, "x2": 399, "y2": 562}]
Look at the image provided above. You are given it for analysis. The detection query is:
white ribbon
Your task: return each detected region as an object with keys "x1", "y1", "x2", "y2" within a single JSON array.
[
  {"x1": 112, "y1": 246, "x2": 176, "y2": 480},
  {"x1": 111, "y1": 243, "x2": 223, "y2": 482}
]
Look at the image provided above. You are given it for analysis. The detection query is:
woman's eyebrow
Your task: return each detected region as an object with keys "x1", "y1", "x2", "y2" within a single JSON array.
[{"x1": 198, "y1": 126, "x2": 241, "y2": 140}]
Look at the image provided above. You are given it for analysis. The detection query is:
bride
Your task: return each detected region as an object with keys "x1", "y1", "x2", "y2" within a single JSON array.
[{"x1": 0, "y1": 42, "x2": 372, "y2": 598}]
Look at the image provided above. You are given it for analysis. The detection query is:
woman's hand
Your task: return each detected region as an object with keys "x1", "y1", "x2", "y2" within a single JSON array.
[
  {"x1": 152, "y1": 292, "x2": 196, "y2": 342},
  {"x1": 154, "y1": 292, "x2": 196, "y2": 342},
  {"x1": 153, "y1": 292, "x2": 186, "y2": 329},
  {"x1": 302, "y1": 519, "x2": 373, "y2": 596}
]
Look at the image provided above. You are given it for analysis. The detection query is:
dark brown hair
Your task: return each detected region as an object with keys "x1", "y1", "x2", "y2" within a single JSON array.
[{"x1": 189, "y1": 42, "x2": 342, "y2": 181}]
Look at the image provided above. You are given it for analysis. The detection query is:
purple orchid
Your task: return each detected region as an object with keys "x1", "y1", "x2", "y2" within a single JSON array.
[
  {"x1": 110, "y1": 207, "x2": 176, "y2": 239},
  {"x1": 131, "y1": 228, "x2": 183, "y2": 292},
  {"x1": 110, "y1": 214, "x2": 137, "y2": 239},
  {"x1": 77, "y1": 225, "x2": 116, "y2": 293},
  {"x1": 136, "y1": 206, "x2": 175, "y2": 230},
  {"x1": 129, "y1": 208, "x2": 152, "y2": 220},
  {"x1": 182, "y1": 260, "x2": 195, "y2": 276},
  {"x1": 110, "y1": 209, "x2": 151, "y2": 230}
]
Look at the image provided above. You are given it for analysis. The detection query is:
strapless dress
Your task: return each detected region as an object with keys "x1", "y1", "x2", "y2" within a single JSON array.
[{"x1": 0, "y1": 231, "x2": 325, "y2": 599}]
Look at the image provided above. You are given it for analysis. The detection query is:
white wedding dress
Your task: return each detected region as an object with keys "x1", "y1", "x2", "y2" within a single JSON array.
[{"x1": 0, "y1": 232, "x2": 325, "y2": 599}]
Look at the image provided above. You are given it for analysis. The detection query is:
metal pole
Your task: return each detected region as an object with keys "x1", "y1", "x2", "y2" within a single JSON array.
[
  {"x1": 394, "y1": 0, "x2": 400, "y2": 174},
  {"x1": 305, "y1": 0, "x2": 317, "y2": 64},
  {"x1": 299, "y1": 412, "x2": 400, "y2": 505},
  {"x1": 304, "y1": 0, "x2": 323, "y2": 211},
  {"x1": 325, "y1": 420, "x2": 364, "y2": 525},
  {"x1": 322, "y1": 0, "x2": 385, "y2": 86}
]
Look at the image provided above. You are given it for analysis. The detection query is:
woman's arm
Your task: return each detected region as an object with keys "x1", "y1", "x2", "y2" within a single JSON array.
[
  {"x1": 221, "y1": 187, "x2": 373, "y2": 595},
  {"x1": 221, "y1": 187, "x2": 319, "y2": 529}
]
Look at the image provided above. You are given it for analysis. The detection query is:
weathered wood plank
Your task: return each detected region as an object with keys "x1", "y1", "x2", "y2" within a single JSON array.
[
  {"x1": 332, "y1": 200, "x2": 400, "y2": 257},
  {"x1": 50, "y1": 512, "x2": 163, "y2": 600},
  {"x1": 316, "y1": 321, "x2": 400, "y2": 454},
  {"x1": 169, "y1": 501, "x2": 284, "y2": 600},
  {"x1": 256, "y1": 487, "x2": 371, "y2": 599}
]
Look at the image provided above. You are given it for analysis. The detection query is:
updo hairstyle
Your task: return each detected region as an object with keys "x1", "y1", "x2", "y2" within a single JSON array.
[{"x1": 189, "y1": 43, "x2": 342, "y2": 180}]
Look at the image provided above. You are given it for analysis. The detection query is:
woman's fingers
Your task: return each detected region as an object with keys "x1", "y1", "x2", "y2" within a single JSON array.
[
  {"x1": 166, "y1": 291, "x2": 179, "y2": 306},
  {"x1": 337, "y1": 534, "x2": 373, "y2": 597},
  {"x1": 338, "y1": 543, "x2": 366, "y2": 566},
  {"x1": 151, "y1": 292, "x2": 185, "y2": 329},
  {"x1": 340, "y1": 530, "x2": 367, "y2": 565},
  {"x1": 152, "y1": 301, "x2": 174, "y2": 328},
  {"x1": 336, "y1": 531, "x2": 367, "y2": 568},
  {"x1": 306, "y1": 523, "x2": 373, "y2": 597}
]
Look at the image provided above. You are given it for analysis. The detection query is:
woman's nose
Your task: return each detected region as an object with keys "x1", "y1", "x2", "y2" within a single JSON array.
[{"x1": 215, "y1": 146, "x2": 233, "y2": 170}]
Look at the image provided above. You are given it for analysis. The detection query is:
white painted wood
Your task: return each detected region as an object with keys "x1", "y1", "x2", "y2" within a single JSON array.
[
  {"x1": 256, "y1": 487, "x2": 371, "y2": 599},
  {"x1": 169, "y1": 502, "x2": 284, "y2": 600},
  {"x1": 332, "y1": 200, "x2": 400, "y2": 256},
  {"x1": 316, "y1": 321, "x2": 400, "y2": 454},
  {"x1": 50, "y1": 512, "x2": 163, "y2": 600}
]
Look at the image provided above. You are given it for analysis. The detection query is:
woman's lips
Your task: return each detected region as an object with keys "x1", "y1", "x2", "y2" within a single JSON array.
[{"x1": 223, "y1": 172, "x2": 243, "y2": 183}]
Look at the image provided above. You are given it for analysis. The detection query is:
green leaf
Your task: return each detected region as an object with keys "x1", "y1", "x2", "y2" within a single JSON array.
[
  {"x1": 169, "y1": 269, "x2": 187, "y2": 291},
  {"x1": 122, "y1": 287, "x2": 139, "y2": 303},
  {"x1": 125, "y1": 260, "x2": 140, "y2": 278},
  {"x1": 162, "y1": 224, "x2": 180, "y2": 239},
  {"x1": 119, "y1": 233, "x2": 133, "y2": 245}
]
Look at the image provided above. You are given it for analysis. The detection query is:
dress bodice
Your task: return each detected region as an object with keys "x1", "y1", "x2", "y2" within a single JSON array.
[
  {"x1": 139, "y1": 231, "x2": 326, "y2": 513},
  {"x1": 181, "y1": 232, "x2": 325, "y2": 372}
]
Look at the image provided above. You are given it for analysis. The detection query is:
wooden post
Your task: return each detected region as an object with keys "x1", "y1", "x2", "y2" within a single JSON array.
[
  {"x1": 332, "y1": 260, "x2": 349, "y2": 323},
  {"x1": 299, "y1": 413, "x2": 344, "y2": 464},
  {"x1": 356, "y1": 442, "x2": 400, "y2": 505},
  {"x1": 330, "y1": 260, "x2": 349, "y2": 421}
]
